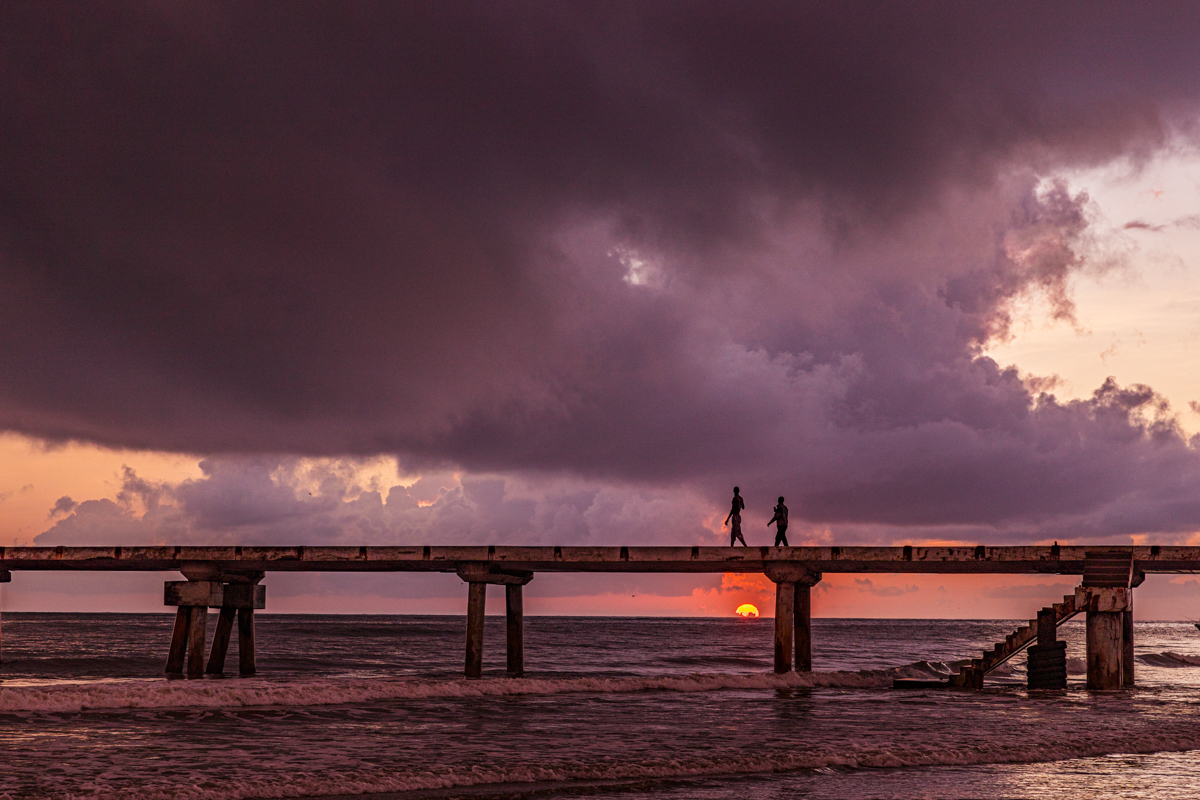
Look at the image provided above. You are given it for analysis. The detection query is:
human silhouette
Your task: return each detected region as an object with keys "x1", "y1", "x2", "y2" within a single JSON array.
[
  {"x1": 724, "y1": 487, "x2": 747, "y2": 546},
  {"x1": 768, "y1": 496, "x2": 789, "y2": 547}
]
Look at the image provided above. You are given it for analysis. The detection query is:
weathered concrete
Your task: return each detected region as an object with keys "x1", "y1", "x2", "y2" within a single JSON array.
[
  {"x1": 206, "y1": 607, "x2": 237, "y2": 675},
  {"x1": 1027, "y1": 608, "x2": 1067, "y2": 691},
  {"x1": 794, "y1": 582, "x2": 812, "y2": 672},
  {"x1": 773, "y1": 580, "x2": 794, "y2": 673},
  {"x1": 506, "y1": 585, "x2": 524, "y2": 678},
  {"x1": 465, "y1": 582, "x2": 486, "y2": 679},
  {"x1": 237, "y1": 608, "x2": 256, "y2": 676},
  {"x1": 0, "y1": 568, "x2": 9, "y2": 665},
  {"x1": 1087, "y1": 610, "x2": 1124, "y2": 690},
  {"x1": 4, "y1": 544, "x2": 1200, "y2": 575},
  {"x1": 186, "y1": 606, "x2": 208, "y2": 679},
  {"x1": 1123, "y1": 608, "x2": 1135, "y2": 687}
]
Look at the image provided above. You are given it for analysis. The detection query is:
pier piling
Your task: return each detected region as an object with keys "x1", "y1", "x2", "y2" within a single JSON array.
[
  {"x1": 0, "y1": 568, "x2": 11, "y2": 664},
  {"x1": 506, "y1": 585, "x2": 524, "y2": 677},
  {"x1": 766, "y1": 564, "x2": 821, "y2": 673},
  {"x1": 165, "y1": 576, "x2": 264, "y2": 677},
  {"x1": 774, "y1": 580, "x2": 794, "y2": 673},
  {"x1": 465, "y1": 582, "x2": 486, "y2": 678},
  {"x1": 458, "y1": 563, "x2": 534, "y2": 678},
  {"x1": 237, "y1": 608, "x2": 256, "y2": 676},
  {"x1": 206, "y1": 607, "x2": 237, "y2": 675}
]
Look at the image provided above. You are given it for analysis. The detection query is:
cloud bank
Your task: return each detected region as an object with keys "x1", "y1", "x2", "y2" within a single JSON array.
[{"x1": 6, "y1": 2, "x2": 1200, "y2": 541}]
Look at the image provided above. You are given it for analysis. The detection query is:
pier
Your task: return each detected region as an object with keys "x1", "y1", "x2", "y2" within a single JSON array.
[{"x1": 0, "y1": 544, "x2": 1187, "y2": 689}]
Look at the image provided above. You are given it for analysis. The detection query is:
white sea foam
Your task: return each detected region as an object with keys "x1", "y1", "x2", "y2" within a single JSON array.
[{"x1": 0, "y1": 669, "x2": 908, "y2": 713}]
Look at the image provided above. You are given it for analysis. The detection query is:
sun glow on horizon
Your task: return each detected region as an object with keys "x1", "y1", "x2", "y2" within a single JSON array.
[{"x1": 735, "y1": 603, "x2": 759, "y2": 618}]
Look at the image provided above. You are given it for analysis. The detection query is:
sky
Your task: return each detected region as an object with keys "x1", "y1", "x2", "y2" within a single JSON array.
[{"x1": 4, "y1": 1, "x2": 1200, "y2": 618}]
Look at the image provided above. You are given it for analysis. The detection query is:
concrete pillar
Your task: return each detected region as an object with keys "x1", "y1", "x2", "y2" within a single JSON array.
[
  {"x1": 457, "y1": 565, "x2": 533, "y2": 679},
  {"x1": 186, "y1": 606, "x2": 208, "y2": 678},
  {"x1": 506, "y1": 584, "x2": 524, "y2": 678},
  {"x1": 794, "y1": 582, "x2": 812, "y2": 672},
  {"x1": 206, "y1": 607, "x2": 237, "y2": 675},
  {"x1": 465, "y1": 582, "x2": 486, "y2": 679},
  {"x1": 1122, "y1": 608, "x2": 1135, "y2": 687},
  {"x1": 1086, "y1": 610, "x2": 1124, "y2": 690},
  {"x1": 774, "y1": 580, "x2": 794, "y2": 673},
  {"x1": 237, "y1": 609, "x2": 256, "y2": 676},
  {"x1": 0, "y1": 569, "x2": 10, "y2": 665},
  {"x1": 166, "y1": 607, "x2": 190, "y2": 675}
]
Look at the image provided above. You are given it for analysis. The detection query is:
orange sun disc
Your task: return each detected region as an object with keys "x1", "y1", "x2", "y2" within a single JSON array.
[{"x1": 735, "y1": 603, "x2": 759, "y2": 618}]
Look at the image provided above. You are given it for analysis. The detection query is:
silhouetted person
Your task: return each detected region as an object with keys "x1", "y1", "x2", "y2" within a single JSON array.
[
  {"x1": 724, "y1": 487, "x2": 747, "y2": 546},
  {"x1": 768, "y1": 496, "x2": 788, "y2": 546}
]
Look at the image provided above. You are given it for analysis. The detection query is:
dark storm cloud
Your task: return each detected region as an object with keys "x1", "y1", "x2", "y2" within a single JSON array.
[{"x1": 6, "y1": 1, "x2": 1200, "y2": 537}]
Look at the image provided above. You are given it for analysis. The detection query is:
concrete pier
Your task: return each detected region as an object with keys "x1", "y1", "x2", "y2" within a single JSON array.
[{"x1": 0, "y1": 544, "x2": 1180, "y2": 687}]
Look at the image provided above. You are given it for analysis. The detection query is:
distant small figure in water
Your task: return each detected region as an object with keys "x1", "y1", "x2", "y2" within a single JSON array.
[
  {"x1": 768, "y1": 496, "x2": 789, "y2": 547},
  {"x1": 724, "y1": 487, "x2": 747, "y2": 546}
]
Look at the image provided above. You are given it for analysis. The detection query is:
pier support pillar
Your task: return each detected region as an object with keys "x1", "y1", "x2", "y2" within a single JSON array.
[
  {"x1": 206, "y1": 607, "x2": 237, "y2": 675},
  {"x1": 0, "y1": 569, "x2": 10, "y2": 665},
  {"x1": 1027, "y1": 607, "x2": 1067, "y2": 690},
  {"x1": 774, "y1": 581, "x2": 794, "y2": 673},
  {"x1": 1086, "y1": 611, "x2": 1123, "y2": 690},
  {"x1": 793, "y1": 577, "x2": 821, "y2": 672},
  {"x1": 237, "y1": 608, "x2": 256, "y2": 676},
  {"x1": 1077, "y1": 586, "x2": 1131, "y2": 691},
  {"x1": 506, "y1": 584, "x2": 524, "y2": 678},
  {"x1": 458, "y1": 563, "x2": 534, "y2": 679},
  {"x1": 766, "y1": 564, "x2": 821, "y2": 673},
  {"x1": 465, "y1": 582, "x2": 486, "y2": 679},
  {"x1": 1122, "y1": 608, "x2": 1135, "y2": 688},
  {"x1": 166, "y1": 574, "x2": 264, "y2": 678}
]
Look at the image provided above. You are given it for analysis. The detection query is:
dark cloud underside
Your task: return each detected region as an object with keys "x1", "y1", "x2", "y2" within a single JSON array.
[{"x1": 5, "y1": 1, "x2": 1200, "y2": 535}]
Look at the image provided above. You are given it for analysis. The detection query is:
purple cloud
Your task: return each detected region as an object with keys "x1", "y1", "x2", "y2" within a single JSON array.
[{"x1": 5, "y1": 3, "x2": 1200, "y2": 539}]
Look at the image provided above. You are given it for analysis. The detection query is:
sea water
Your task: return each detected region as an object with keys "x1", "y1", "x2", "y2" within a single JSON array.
[{"x1": 2, "y1": 614, "x2": 1200, "y2": 799}]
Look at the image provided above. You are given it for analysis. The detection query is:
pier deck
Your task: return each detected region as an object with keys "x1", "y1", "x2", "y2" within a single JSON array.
[{"x1": 1, "y1": 544, "x2": 1198, "y2": 574}]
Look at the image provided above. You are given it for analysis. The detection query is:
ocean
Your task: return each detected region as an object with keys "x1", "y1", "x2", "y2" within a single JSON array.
[{"x1": 2, "y1": 613, "x2": 1200, "y2": 799}]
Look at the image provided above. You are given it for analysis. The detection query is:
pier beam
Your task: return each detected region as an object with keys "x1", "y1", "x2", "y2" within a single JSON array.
[
  {"x1": 457, "y1": 564, "x2": 534, "y2": 679},
  {"x1": 766, "y1": 564, "x2": 822, "y2": 673}
]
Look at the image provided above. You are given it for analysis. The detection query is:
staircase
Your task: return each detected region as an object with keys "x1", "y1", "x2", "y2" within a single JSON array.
[{"x1": 949, "y1": 592, "x2": 1080, "y2": 688}]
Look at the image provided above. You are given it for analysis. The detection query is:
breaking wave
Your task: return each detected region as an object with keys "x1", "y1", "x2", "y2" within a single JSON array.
[
  {"x1": 1138, "y1": 652, "x2": 1200, "y2": 668},
  {"x1": 0, "y1": 669, "x2": 914, "y2": 713}
]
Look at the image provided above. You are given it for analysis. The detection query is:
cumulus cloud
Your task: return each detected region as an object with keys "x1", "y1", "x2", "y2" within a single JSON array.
[{"x1": 4, "y1": 2, "x2": 1200, "y2": 541}]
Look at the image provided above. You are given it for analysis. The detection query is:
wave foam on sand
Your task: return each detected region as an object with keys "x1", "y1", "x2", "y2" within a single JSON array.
[{"x1": 0, "y1": 669, "x2": 911, "y2": 713}]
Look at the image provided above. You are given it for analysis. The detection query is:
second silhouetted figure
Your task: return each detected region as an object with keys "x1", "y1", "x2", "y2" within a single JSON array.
[
  {"x1": 725, "y1": 487, "x2": 747, "y2": 546},
  {"x1": 768, "y1": 496, "x2": 789, "y2": 547}
]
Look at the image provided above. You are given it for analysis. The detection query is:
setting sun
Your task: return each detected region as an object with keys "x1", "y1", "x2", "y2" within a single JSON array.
[{"x1": 735, "y1": 603, "x2": 759, "y2": 618}]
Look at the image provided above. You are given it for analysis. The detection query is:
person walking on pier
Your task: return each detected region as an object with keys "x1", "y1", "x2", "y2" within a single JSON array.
[
  {"x1": 768, "y1": 497, "x2": 789, "y2": 547},
  {"x1": 725, "y1": 487, "x2": 747, "y2": 546}
]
